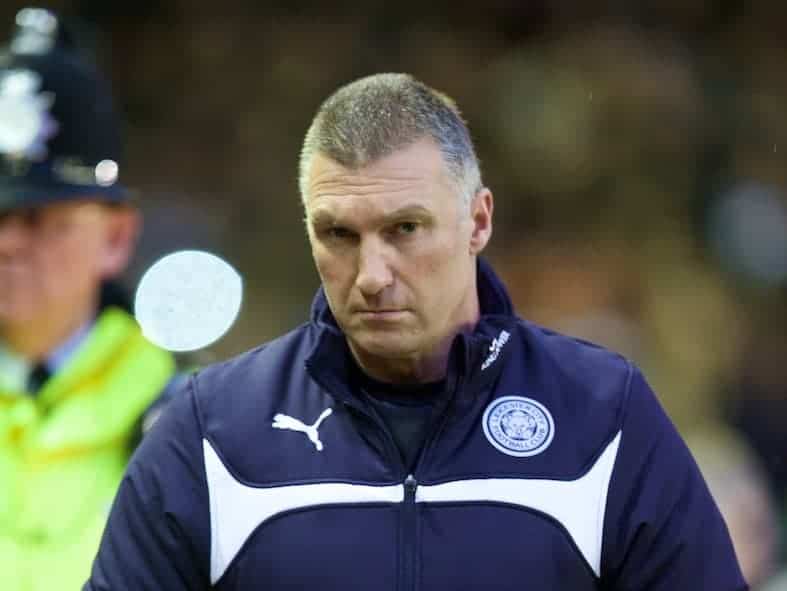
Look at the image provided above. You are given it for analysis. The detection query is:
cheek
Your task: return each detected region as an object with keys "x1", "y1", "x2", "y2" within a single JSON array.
[
  {"x1": 313, "y1": 250, "x2": 354, "y2": 301},
  {"x1": 38, "y1": 237, "x2": 102, "y2": 290},
  {"x1": 417, "y1": 233, "x2": 464, "y2": 278},
  {"x1": 412, "y1": 236, "x2": 470, "y2": 304},
  {"x1": 313, "y1": 250, "x2": 336, "y2": 286}
]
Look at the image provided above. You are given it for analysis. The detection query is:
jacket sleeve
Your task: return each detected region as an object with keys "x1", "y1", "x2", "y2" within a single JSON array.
[
  {"x1": 84, "y1": 376, "x2": 211, "y2": 590},
  {"x1": 600, "y1": 365, "x2": 748, "y2": 590}
]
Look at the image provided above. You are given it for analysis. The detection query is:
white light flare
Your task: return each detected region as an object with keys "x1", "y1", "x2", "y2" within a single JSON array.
[{"x1": 134, "y1": 250, "x2": 243, "y2": 352}]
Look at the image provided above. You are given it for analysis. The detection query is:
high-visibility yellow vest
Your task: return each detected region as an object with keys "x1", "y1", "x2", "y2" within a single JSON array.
[{"x1": 0, "y1": 307, "x2": 175, "y2": 591}]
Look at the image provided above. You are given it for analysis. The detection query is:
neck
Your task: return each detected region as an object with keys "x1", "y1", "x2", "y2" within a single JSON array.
[
  {"x1": 350, "y1": 282, "x2": 480, "y2": 384},
  {"x1": 350, "y1": 338, "x2": 455, "y2": 384},
  {"x1": 1, "y1": 298, "x2": 97, "y2": 362}
]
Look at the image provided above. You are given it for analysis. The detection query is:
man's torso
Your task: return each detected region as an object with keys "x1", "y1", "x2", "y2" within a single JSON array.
[{"x1": 193, "y1": 317, "x2": 628, "y2": 590}]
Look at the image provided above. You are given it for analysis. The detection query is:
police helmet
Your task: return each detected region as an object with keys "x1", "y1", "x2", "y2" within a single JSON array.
[{"x1": 0, "y1": 7, "x2": 126, "y2": 213}]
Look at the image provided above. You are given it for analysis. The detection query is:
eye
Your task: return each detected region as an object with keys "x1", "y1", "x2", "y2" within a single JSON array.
[
  {"x1": 0, "y1": 208, "x2": 43, "y2": 230},
  {"x1": 324, "y1": 226, "x2": 357, "y2": 241},
  {"x1": 19, "y1": 208, "x2": 45, "y2": 228},
  {"x1": 394, "y1": 221, "x2": 419, "y2": 236}
]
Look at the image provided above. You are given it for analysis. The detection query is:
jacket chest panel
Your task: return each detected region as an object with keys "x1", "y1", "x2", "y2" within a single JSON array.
[
  {"x1": 215, "y1": 501, "x2": 596, "y2": 591},
  {"x1": 205, "y1": 435, "x2": 616, "y2": 588},
  {"x1": 218, "y1": 504, "x2": 400, "y2": 591},
  {"x1": 418, "y1": 504, "x2": 597, "y2": 590}
]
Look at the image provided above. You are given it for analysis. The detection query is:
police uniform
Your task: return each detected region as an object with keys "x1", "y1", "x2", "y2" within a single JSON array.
[
  {"x1": 0, "y1": 9, "x2": 177, "y2": 590},
  {"x1": 86, "y1": 259, "x2": 748, "y2": 590}
]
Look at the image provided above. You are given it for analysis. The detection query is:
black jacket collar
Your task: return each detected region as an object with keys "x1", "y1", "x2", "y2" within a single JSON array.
[{"x1": 305, "y1": 258, "x2": 517, "y2": 407}]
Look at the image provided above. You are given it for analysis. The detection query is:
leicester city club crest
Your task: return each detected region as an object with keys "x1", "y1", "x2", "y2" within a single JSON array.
[{"x1": 482, "y1": 396, "x2": 555, "y2": 457}]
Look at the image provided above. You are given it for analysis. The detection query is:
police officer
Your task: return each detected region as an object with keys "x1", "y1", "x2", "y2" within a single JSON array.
[{"x1": 0, "y1": 9, "x2": 176, "y2": 590}]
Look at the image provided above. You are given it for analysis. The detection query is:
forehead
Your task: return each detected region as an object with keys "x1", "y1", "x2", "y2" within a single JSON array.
[
  {"x1": 305, "y1": 139, "x2": 457, "y2": 222},
  {"x1": 39, "y1": 199, "x2": 106, "y2": 216}
]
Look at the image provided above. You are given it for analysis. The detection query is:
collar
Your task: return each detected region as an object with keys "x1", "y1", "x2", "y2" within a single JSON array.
[
  {"x1": 0, "y1": 281, "x2": 124, "y2": 385},
  {"x1": 0, "y1": 342, "x2": 29, "y2": 392},
  {"x1": 0, "y1": 317, "x2": 94, "y2": 392},
  {"x1": 46, "y1": 318, "x2": 94, "y2": 373},
  {"x1": 305, "y1": 257, "x2": 517, "y2": 408}
]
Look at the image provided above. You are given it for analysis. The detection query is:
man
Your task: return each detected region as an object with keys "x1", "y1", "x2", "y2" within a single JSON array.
[
  {"x1": 86, "y1": 73, "x2": 747, "y2": 590},
  {"x1": 0, "y1": 9, "x2": 176, "y2": 590}
]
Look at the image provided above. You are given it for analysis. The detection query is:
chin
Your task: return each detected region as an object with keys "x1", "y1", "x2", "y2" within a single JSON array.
[
  {"x1": 0, "y1": 300, "x2": 34, "y2": 324},
  {"x1": 2, "y1": 282, "x2": 46, "y2": 316},
  {"x1": 350, "y1": 331, "x2": 419, "y2": 360}
]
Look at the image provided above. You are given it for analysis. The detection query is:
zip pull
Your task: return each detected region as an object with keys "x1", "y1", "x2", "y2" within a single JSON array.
[
  {"x1": 404, "y1": 474, "x2": 418, "y2": 501},
  {"x1": 401, "y1": 474, "x2": 419, "y2": 589}
]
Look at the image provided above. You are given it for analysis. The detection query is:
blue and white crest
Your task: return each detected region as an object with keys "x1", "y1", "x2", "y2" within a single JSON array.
[
  {"x1": 482, "y1": 396, "x2": 554, "y2": 457},
  {"x1": 0, "y1": 69, "x2": 58, "y2": 162}
]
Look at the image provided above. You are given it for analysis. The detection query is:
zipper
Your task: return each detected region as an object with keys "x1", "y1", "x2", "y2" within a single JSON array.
[
  {"x1": 398, "y1": 368, "x2": 466, "y2": 591},
  {"x1": 308, "y1": 345, "x2": 472, "y2": 591},
  {"x1": 400, "y1": 473, "x2": 418, "y2": 591},
  {"x1": 325, "y1": 398, "x2": 417, "y2": 591},
  {"x1": 412, "y1": 366, "x2": 465, "y2": 476},
  {"x1": 346, "y1": 408, "x2": 418, "y2": 591}
]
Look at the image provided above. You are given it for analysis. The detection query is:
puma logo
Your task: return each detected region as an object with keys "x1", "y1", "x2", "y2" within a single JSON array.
[{"x1": 272, "y1": 408, "x2": 333, "y2": 451}]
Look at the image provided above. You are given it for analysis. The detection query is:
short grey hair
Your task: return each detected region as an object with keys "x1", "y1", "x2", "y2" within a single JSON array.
[{"x1": 299, "y1": 73, "x2": 482, "y2": 211}]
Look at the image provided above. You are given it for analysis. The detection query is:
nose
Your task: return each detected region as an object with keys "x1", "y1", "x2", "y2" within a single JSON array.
[{"x1": 355, "y1": 237, "x2": 393, "y2": 296}]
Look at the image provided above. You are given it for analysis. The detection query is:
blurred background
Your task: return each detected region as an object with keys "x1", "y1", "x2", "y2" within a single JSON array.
[{"x1": 2, "y1": 1, "x2": 785, "y2": 587}]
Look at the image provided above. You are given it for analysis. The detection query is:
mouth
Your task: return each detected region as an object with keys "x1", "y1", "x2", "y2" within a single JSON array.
[{"x1": 355, "y1": 309, "x2": 409, "y2": 322}]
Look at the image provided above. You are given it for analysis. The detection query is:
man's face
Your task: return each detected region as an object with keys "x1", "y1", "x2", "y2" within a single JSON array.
[
  {"x1": 0, "y1": 199, "x2": 136, "y2": 329},
  {"x1": 305, "y1": 138, "x2": 492, "y2": 378}
]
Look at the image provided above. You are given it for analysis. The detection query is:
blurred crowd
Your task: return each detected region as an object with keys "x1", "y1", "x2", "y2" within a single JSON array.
[{"x1": 1, "y1": 0, "x2": 785, "y2": 588}]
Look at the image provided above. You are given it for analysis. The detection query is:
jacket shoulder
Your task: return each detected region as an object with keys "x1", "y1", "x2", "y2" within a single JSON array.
[
  {"x1": 516, "y1": 318, "x2": 634, "y2": 406},
  {"x1": 192, "y1": 323, "x2": 315, "y2": 414},
  {"x1": 507, "y1": 319, "x2": 637, "y2": 472},
  {"x1": 184, "y1": 324, "x2": 326, "y2": 479}
]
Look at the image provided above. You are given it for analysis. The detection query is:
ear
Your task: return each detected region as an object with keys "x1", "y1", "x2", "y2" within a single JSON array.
[
  {"x1": 99, "y1": 206, "x2": 141, "y2": 279},
  {"x1": 468, "y1": 187, "x2": 493, "y2": 255}
]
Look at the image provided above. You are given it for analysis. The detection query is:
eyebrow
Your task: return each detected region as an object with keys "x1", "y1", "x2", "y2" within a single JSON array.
[{"x1": 309, "y1": 204, "x2": 433, "y2": 228}]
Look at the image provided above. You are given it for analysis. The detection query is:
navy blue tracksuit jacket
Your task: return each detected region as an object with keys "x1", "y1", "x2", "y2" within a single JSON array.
[{"x1": 85, "y1": 260, "x2": 747, "y2": 590}]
